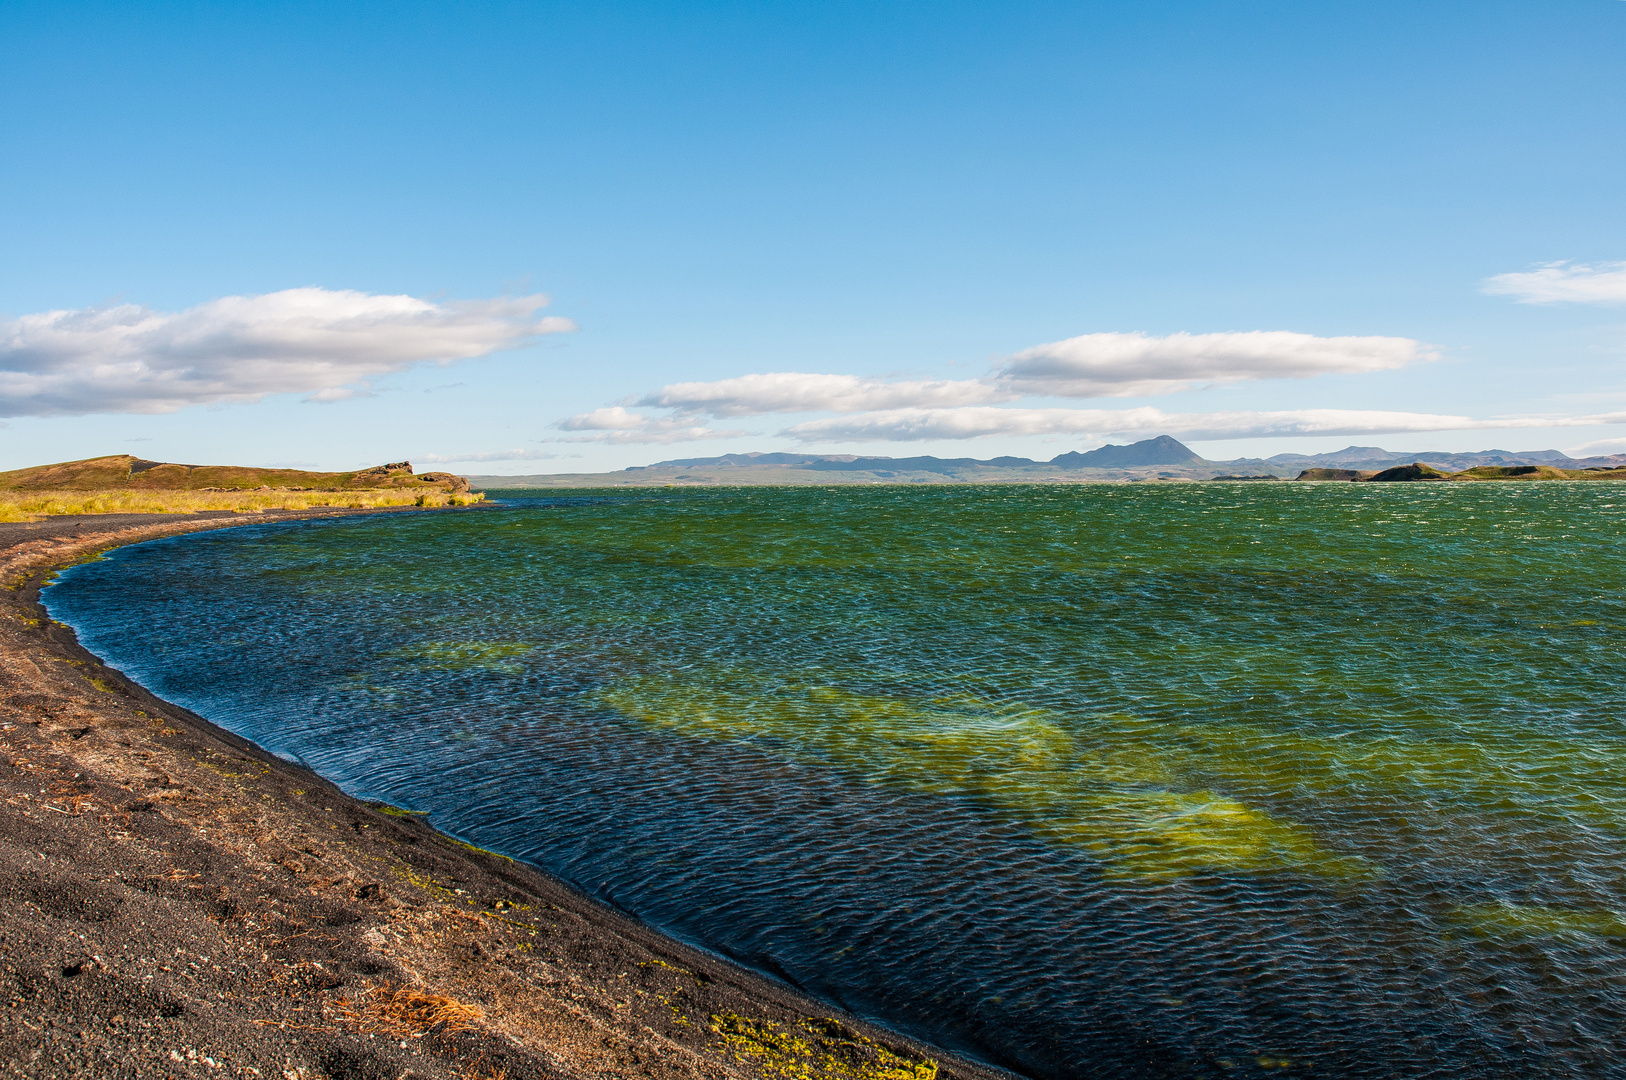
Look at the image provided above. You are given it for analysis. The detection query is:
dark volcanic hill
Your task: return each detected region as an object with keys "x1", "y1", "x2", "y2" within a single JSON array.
[{"x1": 1049, "y1": 436, "x2": 1205, "y2": 469}]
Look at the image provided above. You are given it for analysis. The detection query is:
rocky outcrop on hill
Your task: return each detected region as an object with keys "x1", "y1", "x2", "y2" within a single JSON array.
[
  {"x1": 1293, "y1": 469, "x2": 1375, "y2": 482},
  {"x1": 1295, "y1": 462, "x2": 1626, "y2": 482},
  {"x1": 352, "y1": 462, "x2": 472, "y2": 492},
  {"x1": 1366, "y1": 463, "x2": 1452, "y2": 482},
  {"x1": 1452, "y1": 465, "x2": 1570, "y2": 481}
]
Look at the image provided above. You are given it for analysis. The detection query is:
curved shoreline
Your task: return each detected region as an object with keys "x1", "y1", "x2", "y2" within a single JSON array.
[{"x1": 0, "y1": 509, "x2": 1005, "y2": 1080}]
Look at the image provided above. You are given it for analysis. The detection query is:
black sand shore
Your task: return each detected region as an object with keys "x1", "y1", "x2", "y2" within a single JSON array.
[{"x1": 0, "y1": 509, "x2": 1005, "y2": 1080}]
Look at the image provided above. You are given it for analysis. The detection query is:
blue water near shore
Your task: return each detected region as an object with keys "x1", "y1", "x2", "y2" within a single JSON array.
[{"x1": 43, "y1": 485, "x2": 1626, "y2": 1079}]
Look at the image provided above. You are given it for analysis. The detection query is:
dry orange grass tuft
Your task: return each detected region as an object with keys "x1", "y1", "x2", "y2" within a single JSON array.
[
  {"x1": 459, "y1": 1055, "x2": 509, "y2": 1080},
  {"x1": 337, "y1": 982, "x2": 485, "y2": 1037}
]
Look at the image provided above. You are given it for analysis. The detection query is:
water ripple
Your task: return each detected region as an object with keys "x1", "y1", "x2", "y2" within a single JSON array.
[{"x1": 44, "y1": 484, "x2": 1626, "y2": 1078}]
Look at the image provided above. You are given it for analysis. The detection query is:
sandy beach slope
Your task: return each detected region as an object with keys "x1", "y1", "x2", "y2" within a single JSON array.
[{"x1": 0, "y1": 509, "x2": 1000, "y2": 1080}]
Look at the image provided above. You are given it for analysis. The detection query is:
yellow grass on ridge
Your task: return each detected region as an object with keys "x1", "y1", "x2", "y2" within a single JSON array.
[{"x1": 0, "y1": 488, "x2": 484, "y2": 522}]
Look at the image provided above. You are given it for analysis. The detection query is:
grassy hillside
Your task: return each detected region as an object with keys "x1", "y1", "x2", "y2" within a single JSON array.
[
  {"x1": 0, "y1": 455, "x2": 470, "y2": 493},
  {"x1": 0, "y1": 456, "x2": 482, "y2": 521}
]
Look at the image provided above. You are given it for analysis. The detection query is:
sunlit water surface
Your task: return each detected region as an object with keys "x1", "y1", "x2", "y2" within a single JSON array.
[{"x1": 44, "y1": 485, "x2": 1626, "y2": 1079}]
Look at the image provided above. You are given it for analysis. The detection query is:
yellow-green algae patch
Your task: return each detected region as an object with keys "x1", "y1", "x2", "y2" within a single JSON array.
[
  {"x1": 366, "y1": 802, "x2": 430, "y2": 818},
  {"x1": 596, "y1": 675, "x2": 1374, "y2": 881},
  {"x1": 597, "y1": 658, "x2": 1626, "y2": 881},
  {"x1": 1447, "y1": 903, "x2": 1626, "y2": 942},
  {"x1": 709, "y1": 1012, "x2": 937, "y2": 1080},
  {"x1": 442, "y1": 835, "x2": 514, "y2": 861}
]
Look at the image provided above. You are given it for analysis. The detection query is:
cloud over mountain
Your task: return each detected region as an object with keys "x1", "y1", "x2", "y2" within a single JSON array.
[
  {"x1": 1482, "y1": 261, "x2": 1626, "y2": 305},
  {"x1": 0, "y1": 287, "x2": 573, "y2": 417},
  {"x1": 606, "y1": 330, "x2": 1433, "y2": 435}
]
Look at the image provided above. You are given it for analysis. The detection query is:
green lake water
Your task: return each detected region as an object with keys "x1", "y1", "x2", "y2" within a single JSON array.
[{"x1": 45, "y1": 483, "x2": 1626, "y2": 1078}]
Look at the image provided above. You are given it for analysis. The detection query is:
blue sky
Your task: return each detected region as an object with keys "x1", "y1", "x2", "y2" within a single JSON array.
[{"x1": 2, "y1": 0, "x2": 1623, "y2": 472}]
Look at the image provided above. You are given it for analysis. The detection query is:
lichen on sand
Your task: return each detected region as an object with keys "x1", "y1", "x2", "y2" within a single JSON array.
[{"x1": 710, "y1": 1012, "x2": 938, "y2": 1080}]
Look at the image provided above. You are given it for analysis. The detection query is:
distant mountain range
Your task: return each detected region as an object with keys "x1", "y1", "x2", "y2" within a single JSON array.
[
  {"x1": 468, "y1": 437, "x2": 1626, "y2": 487},
  {"x1": 632, "y1": 437, "x2": 1626, "y2": 474}
]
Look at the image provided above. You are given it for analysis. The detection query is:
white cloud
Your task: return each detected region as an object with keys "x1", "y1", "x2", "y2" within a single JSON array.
[
  {"x1": 305, "y1": 385, "x2": 375, "y2": 403},
  {"x1": 612, "y1": 331, "x2": 1430, "y2": 426},
  {"x1": 996, "y1": 331, "x2": 1432, "y2": 398},
  {"x1": 638, "y1": 372, "x2": 1008, "y2": 416},
  {"x1": 417, "y1": 448, "x2": 572, "y2": 464},
  {"x1": 1562, "y1": 437, "x2": 1626, "y2": 458},
  {"x1": 1482, "y1": 261, "x2": 1626, "y2": 305},
  {"x1": 783, "y1": 406, "x2": 1623, "y2": 444},
  {"x1": 0, "y1": 287, "x2": 574, "y2": 417},
  {"x1": 554, "y1": 406, "x2": 751, "y2": 444}
]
